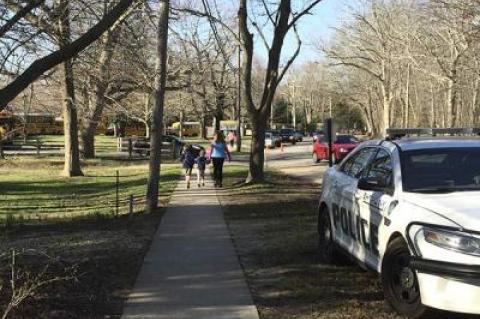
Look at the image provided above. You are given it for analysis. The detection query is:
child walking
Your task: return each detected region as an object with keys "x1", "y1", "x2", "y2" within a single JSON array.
[
  {"x1": 179, "y1": 144, "x2": 196, "y2": 189},
  {"x1": 195, "y1": 150, "x2": 208, "y2": 187}
]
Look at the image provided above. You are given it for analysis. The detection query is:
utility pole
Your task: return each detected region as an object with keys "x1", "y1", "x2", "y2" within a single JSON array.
[
  {"x1": 178, "y1": 92, "x2": 183, "y2": 138},
  {"x1": 321, "y1": 96, "x2": 326, "y2": 124},
  {"x1": 329, "y1": 96, "x2": 332, "y2": 118},
  {"x1": 292, "y1": 82, "x2": 296, "y2": 129},
  {"x1": 236, "y1": 42, "x2": 242, "y2": 152}
]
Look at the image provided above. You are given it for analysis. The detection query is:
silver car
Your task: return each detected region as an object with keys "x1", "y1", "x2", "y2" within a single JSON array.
[{"x1": 265, "y1": 132, "x2": 281, "y2": 148}]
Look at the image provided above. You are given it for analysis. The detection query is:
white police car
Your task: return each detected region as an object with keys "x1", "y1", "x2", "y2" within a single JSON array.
[{"x1": 318, "y1": 128, "x2": 480, "y2": 318}]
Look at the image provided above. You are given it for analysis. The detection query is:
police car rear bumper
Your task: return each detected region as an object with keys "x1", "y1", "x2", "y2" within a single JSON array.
[{"x1": 411, "y1": 258, "x2": 480, "y2": 314}]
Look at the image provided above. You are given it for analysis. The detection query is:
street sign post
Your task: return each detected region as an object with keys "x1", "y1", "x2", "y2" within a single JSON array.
[{"x1": 326, "y1": 118, "x2": 334, "y2": 167}]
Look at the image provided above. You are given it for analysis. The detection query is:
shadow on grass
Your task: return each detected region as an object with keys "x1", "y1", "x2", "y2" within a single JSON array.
[
  {"x1": 219, "y1": 170, "x2": 401, "y2": 319},
  {"x1": 0, "y1": 168, "x2": 180, "y2": 224},
  {"x1": 0, "y1": 207, "x2": 168, "y2": 318},
  {"x1": 220, "y1": 165, "x2": 320, "y2": 192}
]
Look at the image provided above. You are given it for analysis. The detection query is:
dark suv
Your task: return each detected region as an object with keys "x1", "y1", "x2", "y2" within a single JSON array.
[{"x1": 280, "y1": 128, "x2": 296, "y2": 144}]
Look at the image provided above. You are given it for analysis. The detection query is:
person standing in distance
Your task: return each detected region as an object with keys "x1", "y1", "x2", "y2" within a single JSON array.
[{"x1": 208, "y1": 131, "x2": 231, "y2": 188}]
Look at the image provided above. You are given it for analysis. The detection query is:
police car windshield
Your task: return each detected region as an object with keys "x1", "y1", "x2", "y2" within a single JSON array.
[{"x1": 401, "y1": 147, "x2": 480, "y2": 192}]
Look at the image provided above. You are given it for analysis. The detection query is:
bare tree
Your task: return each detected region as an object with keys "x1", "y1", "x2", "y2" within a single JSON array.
[
  {"x1": 146, "y1": 0, "x2": 169, "y2": 213},
  {"x1": 238, "y1": 0, "x2": 323, "y2": 182},
  {"x1": 0, "y1": 0, "x2": 138, "y2": 110}
]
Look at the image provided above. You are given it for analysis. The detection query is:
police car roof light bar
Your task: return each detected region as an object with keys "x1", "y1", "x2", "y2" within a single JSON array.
[{"x1": 386, "y1": 128, "x2": 480, "y2": 140}]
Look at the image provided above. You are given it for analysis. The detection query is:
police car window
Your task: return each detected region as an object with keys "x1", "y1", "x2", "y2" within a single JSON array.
[
  {"x1": 401, "y1": 147, "x2": 480, "y2": 192},
  {"x1": 340, "y1": 148, "x2": 376, "y2": 178},
  {"x1": 366, "y1": 149, "x2": 393, "y2": 187}
]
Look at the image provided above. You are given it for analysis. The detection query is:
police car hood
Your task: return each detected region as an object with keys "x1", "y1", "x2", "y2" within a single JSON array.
[{"x1": 403, "y1": 191, "x2": 480, "y2": 229}]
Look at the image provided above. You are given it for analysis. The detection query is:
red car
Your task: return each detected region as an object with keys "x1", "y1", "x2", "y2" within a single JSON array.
[{"x1": 312, "y1": 134, "x2": 360, "y2": 164}]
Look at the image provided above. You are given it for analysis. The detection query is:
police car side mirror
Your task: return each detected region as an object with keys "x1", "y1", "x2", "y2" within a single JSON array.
[{"x1": 358, "y1": 177, "x2": 386, "y2": 192}]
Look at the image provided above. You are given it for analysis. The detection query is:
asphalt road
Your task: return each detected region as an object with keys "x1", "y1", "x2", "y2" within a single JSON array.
[
  {"x1": 230, "y1": 138, "x2": 329, "y2": 184},
  {"x1": 263, "y1": 139, "x2": 329, "y2": 184}
]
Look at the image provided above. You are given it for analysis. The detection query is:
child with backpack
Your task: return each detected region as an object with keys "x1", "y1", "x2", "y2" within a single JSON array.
[
  {"x1": 195, "y1": 150, "x2": 208, "y2": 187},
  {"x1": 179, "y1": 144, "x2": 197, "y2": 189}
]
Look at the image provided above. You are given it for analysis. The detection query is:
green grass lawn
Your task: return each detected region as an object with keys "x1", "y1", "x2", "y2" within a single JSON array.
[
  {"x1": 0, "y1": 161, "x2": 180, "y2": 224},
  {"x1": 0, "y1": 156, "x2": 181, "y2": 318}
]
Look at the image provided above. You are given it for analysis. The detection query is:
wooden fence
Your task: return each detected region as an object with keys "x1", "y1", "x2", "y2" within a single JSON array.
[{"x1": 117, "y1": 136, "x2": 181, "y2": 159}]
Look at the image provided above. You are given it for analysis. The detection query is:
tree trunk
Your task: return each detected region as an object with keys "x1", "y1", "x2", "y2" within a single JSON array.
[
  {"x1": 404, "y1": 64, "x2": 410, "y2": 128},
  {"x1": 360, "y1": 104, "x2": 373, "y2": 135},
  {"x1": 430, "y1": 82, "x2": 436, "y2": 127},
  {"x1": 214, "y1": 92, "x2": 225, "y2": 132},
  {"x1": 146, "y1": 0, "x2": 169, "y2": 213},
  {"x1": 380, "y1": 84, "x2": 390, "y2": 138},
  {"x1": 145, "y1": 92, "x2": 151, "y2": 138},
  {"x1": 239, "y1": 0, "x2": 295, "y2": 183},
  {"x1": 145, "y1": 122, "x2": 150, "y2": 138},
  {"x1": 81, "y1": 32, "x2": 117, "y2": 159},
  {"x1": 446, "y1": 78, "x2": 455, "y2": 127},
  {"x1": 62, "y1": 62, "x2": 83, "y2": 176},
  {"x1": 246, "y1": 117, "x2": 266, "y2": 183},
  {"x1": 214, "y1": 114, "x2": 222, "y2": 132},
  {"x1": 58, "y1": 0, "x2": 82, "y2": 177},
  {"x1": 200, "y1": 116, "x2": 207, "y2": 139},
  {"x1": 472, "y1": 77, "x2": 480, "y2": 126}
]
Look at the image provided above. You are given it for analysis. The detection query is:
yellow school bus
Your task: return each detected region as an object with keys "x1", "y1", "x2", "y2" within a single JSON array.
[{"x1": 170, "y1": 122, "x2": 200, "y2": 137}]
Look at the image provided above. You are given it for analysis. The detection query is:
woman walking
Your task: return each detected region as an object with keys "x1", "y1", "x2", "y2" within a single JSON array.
[{"x1": 208, "y1": 132, "x2": 231, "y2": 188}]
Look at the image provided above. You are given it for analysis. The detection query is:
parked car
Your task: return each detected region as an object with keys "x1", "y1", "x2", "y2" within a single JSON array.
[
  {"x1": 318, "y1": 132, "x2": 480, "y2": 318},
  {"x1": 129, "y1": 135, "x2": 185, "y2": 156},
  {"x1": 312, "y1": 134, "x2": 359, "y2": 163},
  {"x1": 280, "y1": 128, "x2": 296, "y2": 144},
  {"x1": 271, "y1": 130, "x2": 282, "y2": 147},
  {"x1": 294, "y1": 130, "x2": 304, "y2": 142},
  {"x1": 265, "y1": 132, "x2": 276, "y2": 149}
]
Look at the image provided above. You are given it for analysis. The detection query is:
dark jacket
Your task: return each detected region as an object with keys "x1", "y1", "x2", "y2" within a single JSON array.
[
  {"x1": 180, "y1": 148, "x2": 196, "y2": 169},
  {"x1": 195, "y1": 156, "x2": 207, "y2": 170}
]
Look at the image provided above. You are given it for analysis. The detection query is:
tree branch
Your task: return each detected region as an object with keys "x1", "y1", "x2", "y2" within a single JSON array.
[{"x1": 0, "y1": 0, "x2": 138, "y2": 110}]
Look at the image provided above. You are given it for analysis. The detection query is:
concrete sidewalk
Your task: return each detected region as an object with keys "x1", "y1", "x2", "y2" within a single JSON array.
[{"x1": 122, "y1": 175, "x2": 259, "y2": 319}]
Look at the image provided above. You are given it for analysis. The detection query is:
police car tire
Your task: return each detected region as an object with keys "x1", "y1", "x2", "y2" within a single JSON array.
[
  {"x1": 317, "y1": 207, "x2": 341, "y2": 263},
  {"x1": 313, "y1": 152, "x2": 319, "y2": 164},
  {"x1": 381, "y1": 237, "x2": 429, "y2": 319}
]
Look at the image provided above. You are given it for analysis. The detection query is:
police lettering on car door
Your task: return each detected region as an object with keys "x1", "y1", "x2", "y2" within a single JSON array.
[
  {"x1": 328, "y1": 146, "x2": 382, "y2": 257},
  {"x1": 331, "y1": 202, "x2": 379, "y2": 256}
]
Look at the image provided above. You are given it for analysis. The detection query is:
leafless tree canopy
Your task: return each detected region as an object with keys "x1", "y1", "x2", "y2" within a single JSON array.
[{"x1": 319, "y1": 0, "x2": 480, "y2": 136}]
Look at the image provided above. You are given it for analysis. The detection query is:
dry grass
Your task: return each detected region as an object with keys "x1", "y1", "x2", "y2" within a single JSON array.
[{"x1": 219, "y1": 166, "x2": 403, "y2": 319}]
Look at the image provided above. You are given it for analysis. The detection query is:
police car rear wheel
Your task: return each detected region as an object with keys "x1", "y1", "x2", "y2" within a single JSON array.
[
  {"x1": 382, "y1": 237, "x2": 428, "y2": 318},
  {"x1": 318, "y1": 207, "x2": 340, "y2": 263}
]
